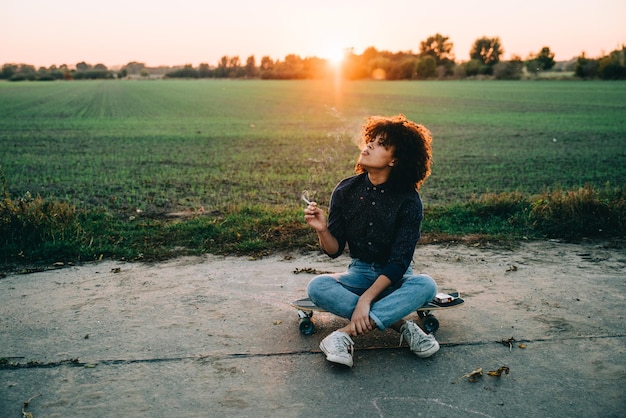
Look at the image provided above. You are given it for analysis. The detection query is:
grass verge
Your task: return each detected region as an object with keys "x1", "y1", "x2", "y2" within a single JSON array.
[{"x1": 1, "y1": 182, "x2": 624, "y2": 271}]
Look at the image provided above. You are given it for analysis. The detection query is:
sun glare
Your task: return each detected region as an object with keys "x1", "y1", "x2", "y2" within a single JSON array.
[{"x1": 324, "y1": 46, "x2": 346, "y2": 67}]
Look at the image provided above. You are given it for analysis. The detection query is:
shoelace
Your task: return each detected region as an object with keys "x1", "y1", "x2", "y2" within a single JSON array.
[
  {"x1": 399, "y1": 322, "x2": 422, "y2": 348},
  {"x1": 334, "y1": 333, "x2": 355, "y2": 356}
]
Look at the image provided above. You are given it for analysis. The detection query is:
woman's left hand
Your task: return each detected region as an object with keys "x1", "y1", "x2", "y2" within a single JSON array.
[{"x1": 350, "y1": 299, "x2": 375, "y2": 335}]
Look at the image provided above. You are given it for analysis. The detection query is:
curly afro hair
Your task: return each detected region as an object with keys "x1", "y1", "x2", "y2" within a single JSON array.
[{"x1": 355, "y1": 114, "x2": 432, "y2": 192}]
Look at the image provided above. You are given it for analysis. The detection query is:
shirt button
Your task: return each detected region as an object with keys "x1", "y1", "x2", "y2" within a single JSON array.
[
  {"x1": 373, "y1": 187, "x2": 377, "y2": 190},
  {"x1": 369, "y1": 222, "x2": 373, "y2": 226},
  {"x1": 368, "y1": 242, "x2": 372, "y2": 246},
  {"x1": 372, "y1": 201, "x2": 375, "y2": 205}
]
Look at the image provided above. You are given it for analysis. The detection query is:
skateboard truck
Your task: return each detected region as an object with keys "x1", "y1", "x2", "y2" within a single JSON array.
[
  {"x1": 297, "y1": 309, "x2": 315, "y2": 335},
  {"x1": 417, "y1": 310, "x2": 440, "y2": 334}
]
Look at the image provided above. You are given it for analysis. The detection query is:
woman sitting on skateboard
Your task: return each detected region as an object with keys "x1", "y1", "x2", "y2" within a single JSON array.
[{"x1": 303, "y1": 114, "x2": 437, "y2": 367}]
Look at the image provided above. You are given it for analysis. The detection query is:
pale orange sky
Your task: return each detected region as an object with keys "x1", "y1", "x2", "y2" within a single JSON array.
[{"x1": 1, "y1": 0, "x2": 624, "y2": 68}]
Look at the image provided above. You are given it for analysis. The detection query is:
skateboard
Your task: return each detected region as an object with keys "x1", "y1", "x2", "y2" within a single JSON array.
[{"x1": 291, "y1": 292, "x2": 464, "y2": 335}]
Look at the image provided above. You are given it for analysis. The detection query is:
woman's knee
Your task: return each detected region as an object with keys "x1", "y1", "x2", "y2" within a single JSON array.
[
  {"x1": 420, "y1": 274, "x2": 438, "y2": 299},
  {"x1": 408, "y1": 273, "x2": 437, "y2": 299},
  {"x1": 306, "y1": 274, "x2": 336, "y2": 301}
]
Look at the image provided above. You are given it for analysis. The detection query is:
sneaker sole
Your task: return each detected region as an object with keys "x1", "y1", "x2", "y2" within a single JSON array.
[
  {"x1": 413, "y1": 341, "x2": 440, "y2": 358},
  {"x1": 323, "y1": 353, "x2": 353, "y2": 367},
  {"x1": 319, "y1": 343, "x2": 353, "y2": 367}
]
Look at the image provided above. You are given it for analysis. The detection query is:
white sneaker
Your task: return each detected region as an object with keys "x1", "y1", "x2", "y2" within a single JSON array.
[
  {"x1": 319, "y1": 331, "x2": 355, "y2": 367},
  {"x1": 400, "y1": 320, "x2": 440, "y2": 358}
]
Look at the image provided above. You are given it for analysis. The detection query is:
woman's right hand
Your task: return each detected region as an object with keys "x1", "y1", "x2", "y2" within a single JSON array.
[{"x1": 303, "y1": 202, "x2": 327, "y2": 232}]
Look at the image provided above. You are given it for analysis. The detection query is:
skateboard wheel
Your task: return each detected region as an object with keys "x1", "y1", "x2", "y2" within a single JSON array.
[
  {"x1": 299, "y1": 318, "x2": 315, "y2": 335},
  {"x1": 422, "y1": 316, "x2": 439, "y2": 333}
]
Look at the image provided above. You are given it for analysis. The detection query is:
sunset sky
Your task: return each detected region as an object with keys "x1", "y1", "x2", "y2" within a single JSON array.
[{"x1": 2, "y1": 0, "x2": 624, "y2": 68}]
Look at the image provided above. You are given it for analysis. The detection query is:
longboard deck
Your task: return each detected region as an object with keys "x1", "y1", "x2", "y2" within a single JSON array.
[
  {"x1": 291, "y1": 292, "x2": 464, "y2": 312},
  {"x1": 291, "y1": 292, "x2": 464, "y2": 335}
]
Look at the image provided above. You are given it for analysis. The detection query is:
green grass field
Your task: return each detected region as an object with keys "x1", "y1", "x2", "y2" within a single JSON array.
[
  {"x1": 1, "y1": 79, "x2": 625, "y2": 210},
  {"x1": 1, "y1": 79, "x2": 625, "y2": 264}
]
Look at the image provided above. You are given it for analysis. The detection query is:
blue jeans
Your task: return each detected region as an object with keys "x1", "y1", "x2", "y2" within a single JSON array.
[{"x1": 306, "y1": 259, "x2": 437, "y2": 331}]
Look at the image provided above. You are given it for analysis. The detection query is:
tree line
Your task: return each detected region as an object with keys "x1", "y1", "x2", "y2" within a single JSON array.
[{"x1": 2, "y1": 34, "x2": 625, "y2": 81}]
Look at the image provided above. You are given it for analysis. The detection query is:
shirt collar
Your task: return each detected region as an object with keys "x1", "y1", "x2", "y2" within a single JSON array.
[{"x1": 364, "y1": 174, "x2": 387, "y2": 193}]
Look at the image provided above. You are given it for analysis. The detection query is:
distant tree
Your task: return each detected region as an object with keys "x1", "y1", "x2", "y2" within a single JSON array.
[
  {"x1": 94, "y1": 63, "x2": 108, "y2": 71},
  {"x1": 123, "y1": 62, "x2": 146, "y2": 75},
  {"x1": 268, "y1": 54, "x2": 307, "y2": 79},
  {"x1": 415, "y1": 55, "x2": 437, "y2": 79},
  {"x1": 198, "y1": 63, "x2": 211, "y2": 78},
  {"x1": 535, "y1": 47, "x2": 555, "y2": 70},
  {"x1": 597, "y1": 47, "x2": 626, "y2": 80},
  {"x1": 461, "y1": 59, "x2": 484, "y2": 77},
  {"x1": 73, "y1": 67, "x2": 114, "y2": 80},
  {"x1": 259, "y1": 56, "x2": 274, "y2": 79},
  {"x1": 525, "y1": 47, "x2": 555, "y2": 74},
  {"x1": 76, "y1": 62, "x2": 90, "y2": 71},
  {"x1": 342, "y1": 47, "x2": 370, "y2": 80},
  {"x1": 575, "y1": 53, "x2": 599, "y2": 79},
  {"x1": 470, "y1": 36, "x2": 504, "y2": 70},
  {"x1": 19, "y1": 64, "x2": 36, "y2": 75},
  {"x1": 494, "y1": 55, "x2": 524, "y2": 80},
  {"x1": 419, "y1": 33, "x2": 455, "y2": 66},
  {"x1": 361, "y1": 46, "x2": 379, "y2": 62},
  {"x1": 215, "y1": 56, "x2": 229, "y2": 78},
  {"x1": 282, "y1": 54, "x2": 305, "y2": 78},
  {"x1": 245, "y1": 55, "x2": 257, "y2": 78},
  {"x1": 302, "y1": 56, "x2": 327, "y2": 79},
  {"x1": 387, "y1": 57, "x2": 418, "y2": 80},
  {"x1": 0, "y1": 64, "x2": 18, "y2": 79},
  {"x1": 44, "y1": 65, "x2": 64, "y2": 80},
  {"x1": 165, "y1": 64, "x2": 198, "y2": 78},
  {"x1": 260, "y1": 56, "x2": 274, "y2": 71},
  {"x1": 34, "y1": 66, "x2": 54, "y2": 81},
  {"x1": 369, "y1": 56, "x2": 391, "y2": 80},
  {"x1": 5, "y1": 64, "x2": 37, "y2": 81},
  {"x1": 228, "y1": 56, "x2": 242, "y2": 77}
]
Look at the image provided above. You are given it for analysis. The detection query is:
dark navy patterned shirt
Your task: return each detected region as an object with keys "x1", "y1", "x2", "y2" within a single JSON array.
[{"x1": 324, "y1": 172, "x2": 423, "y2": 284}]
